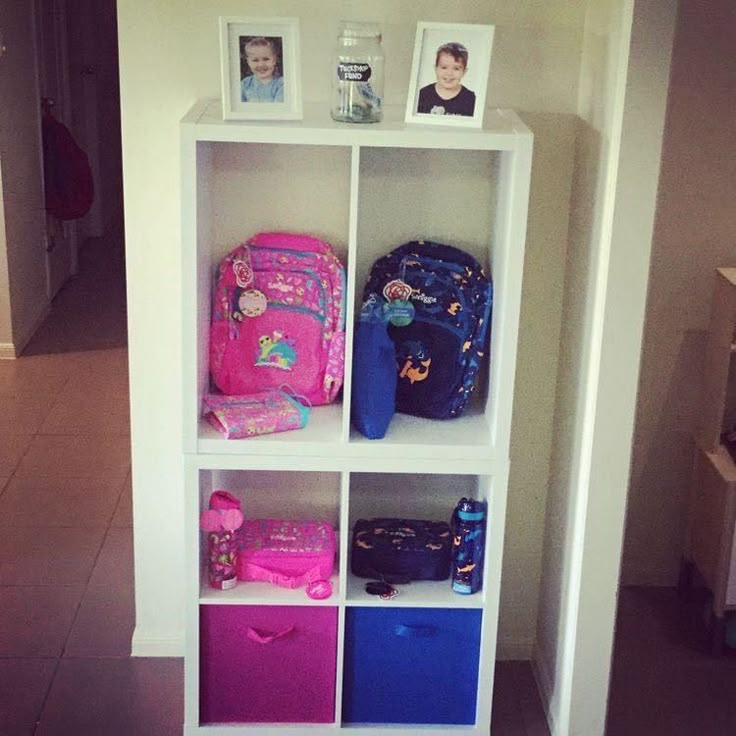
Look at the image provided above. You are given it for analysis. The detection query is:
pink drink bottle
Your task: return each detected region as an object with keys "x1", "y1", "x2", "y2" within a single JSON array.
[{"x1": 201, "y1": 491, "x2": 243, "y2": 590}]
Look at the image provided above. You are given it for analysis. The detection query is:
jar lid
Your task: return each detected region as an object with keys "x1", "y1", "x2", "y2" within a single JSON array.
[{"x1": 338, "y1": 21, "x2": 381, "y2": 39}]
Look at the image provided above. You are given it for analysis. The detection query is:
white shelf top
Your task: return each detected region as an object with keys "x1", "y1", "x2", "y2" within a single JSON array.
[
  {"x1": 200, "y1": 574, "x2": 341, "y2": 607},
  {"x1": 349, "y1": 408, "x2": 492, "y2": 452},
  {"x1": 193, "y1": 405, "x2": 496, "y2": 474},
  {"x1": 198, "y1": 574, "x2": 483, "y2": 609},
  {"x1": 182, "y1": 99, "x2": 532, "y2": 151},
  {"x1": 345, "y1": 571, "x2": 484, "y2": 609}
]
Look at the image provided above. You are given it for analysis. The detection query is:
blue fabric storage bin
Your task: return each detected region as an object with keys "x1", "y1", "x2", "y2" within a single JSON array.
[{"x1": 342, "y1": 607, "x2": 482, "y2": 725}]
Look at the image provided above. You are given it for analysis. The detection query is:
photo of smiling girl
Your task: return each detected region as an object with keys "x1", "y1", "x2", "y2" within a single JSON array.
[
  {"x1": 417, "y1": 42, "x2": 475, "y2": 117},
  {"x1": 240, "y1": 36, "x2": 284, "y2": 103}
]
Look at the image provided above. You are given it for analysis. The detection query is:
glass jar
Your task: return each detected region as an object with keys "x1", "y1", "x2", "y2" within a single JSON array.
[{"x1": 331, "y1": 21, "x2": 384, "y2": 123}]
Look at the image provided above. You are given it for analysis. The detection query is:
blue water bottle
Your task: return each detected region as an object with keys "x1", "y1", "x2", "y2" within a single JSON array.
[{"x1": 451, "y1": 498, "x2": 486, "y2": 594}]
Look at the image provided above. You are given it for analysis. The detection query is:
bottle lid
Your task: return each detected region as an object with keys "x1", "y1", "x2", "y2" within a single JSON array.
[
  {"x1": 339, "y1": 21, "x2": 382, "y2": 40},
  {"x1": 458, "y1": 509, "x2": 485, "y2": 521},
  {"x1": 457, "y1": 498, "x2": 485, "y2": 521}
]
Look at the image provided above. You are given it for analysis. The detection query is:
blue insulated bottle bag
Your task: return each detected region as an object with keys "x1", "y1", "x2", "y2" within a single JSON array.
[
  {"x1": 351, "y1": 294, "x2": 397, "y2": 439},
  {"x1": 451, "y1": 498, "x2": 486, "y2": 594}
]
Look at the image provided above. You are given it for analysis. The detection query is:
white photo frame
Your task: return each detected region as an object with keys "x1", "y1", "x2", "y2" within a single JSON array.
[
  {"x1": 219, "y1": 16, "x2": 302, "y2": 121},
  {"x1": 405, "y1": 22, "x2": 494, "y2": 128}
]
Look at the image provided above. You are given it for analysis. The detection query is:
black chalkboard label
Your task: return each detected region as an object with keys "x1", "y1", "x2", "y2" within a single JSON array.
[{"x1": 337, "y1": 63, "x2": 372, "y2": 82}]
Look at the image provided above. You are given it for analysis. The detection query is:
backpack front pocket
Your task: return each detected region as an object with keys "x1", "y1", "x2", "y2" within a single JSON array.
[
  {"x1": 390, "y1": 318, "x2": 465, "y2": 419},
  {"x1": 221, "y1": 308, "x2": 325, "y2": 398}
]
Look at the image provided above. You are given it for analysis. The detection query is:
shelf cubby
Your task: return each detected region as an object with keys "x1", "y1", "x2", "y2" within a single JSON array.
[
  {"x1": 346, "y1": 472, "x2": 490, "y2": 609},
  {"x1": 184, "y1": 137, "x2": 353, "y2": 456},
  {"x1": 195, "y1": 469, "x2": 343, "y2": 605}
]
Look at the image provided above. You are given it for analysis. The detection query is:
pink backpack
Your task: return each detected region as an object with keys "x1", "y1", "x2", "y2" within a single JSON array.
[
  {"x1": 237, "y1": 519, "x2": 336, "y2": 589},
  {"x1": 209, "y1": 232, "x2": 346, "y2": 405}
]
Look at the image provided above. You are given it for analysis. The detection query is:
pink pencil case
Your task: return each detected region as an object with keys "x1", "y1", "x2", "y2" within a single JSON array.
[
  {"x1": 202, "y1": 390, "x2": 310, "y2": 439},
  {"x1": 237, "y1": 519, "x2": 336, "y2": 589}
]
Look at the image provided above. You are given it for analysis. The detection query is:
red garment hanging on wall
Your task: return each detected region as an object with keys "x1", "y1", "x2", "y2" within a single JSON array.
[{"x1": 41, "y1": 112, "x2": 94, "y2": 221}]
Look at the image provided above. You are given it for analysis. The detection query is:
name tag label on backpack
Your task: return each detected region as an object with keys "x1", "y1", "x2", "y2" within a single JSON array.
[
  {"x1": 382, "y1": 278, "x2": 415, "y2": 326},
  {"x1": 235, "y1": 288, "x2": 267, "y2": 318},
  {"x1": 384, "y1": 299, "x2": 415, "y2": 327}
]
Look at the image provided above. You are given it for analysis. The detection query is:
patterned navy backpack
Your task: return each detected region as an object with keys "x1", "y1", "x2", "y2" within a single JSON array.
[{"x1": 362, "y1": 240, "x2": 492, "y2": 419}]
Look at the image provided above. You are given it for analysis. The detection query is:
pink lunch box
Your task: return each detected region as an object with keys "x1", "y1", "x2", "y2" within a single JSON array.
[{"x1": 237, "y1": 519, "x2": 336, "y2": 589}]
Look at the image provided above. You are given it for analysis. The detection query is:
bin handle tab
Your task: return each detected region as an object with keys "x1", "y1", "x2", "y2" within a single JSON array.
[
  {"x1": 394, "y1": 623, "x2": 436, "y2": 638},
  {"x1": 246, "y1": 625, "x2": 295, "y2": 644}
]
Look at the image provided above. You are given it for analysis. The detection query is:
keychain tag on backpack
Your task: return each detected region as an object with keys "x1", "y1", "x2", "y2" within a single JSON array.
[
  {"x1": 232, "y1": 251, "x2": 267, "y2": 318},
  {"x1": 237, "y1": 288, "x2": 267, "y2": 318}
]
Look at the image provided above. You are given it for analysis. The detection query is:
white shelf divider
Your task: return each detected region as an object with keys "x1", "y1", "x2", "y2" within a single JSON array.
[{"x1": 340, "y1": 146, "x2": 361, "y2": 442}]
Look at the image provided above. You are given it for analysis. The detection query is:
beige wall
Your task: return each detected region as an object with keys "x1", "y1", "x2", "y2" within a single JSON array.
[
  {"x1": 0, "y1": 3, "x2": 49, "y2": 356},
  {"x1": 623, "y1": 0, "x2": 736, "y2": 586},
  {"x1": 118, "y1": 0, "x2": 586, "y2": 656},
  {"x1": 502, "y1": 110, "x2": 576, "y2": 656}
]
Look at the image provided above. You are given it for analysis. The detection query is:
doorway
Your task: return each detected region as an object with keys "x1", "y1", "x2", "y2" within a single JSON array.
[
  {"x1": 609, "y1": 1, "x2": 736, "y2": 733},
  {"x1": 26, "y1": 0, "x2": 125, "y2": 355}
]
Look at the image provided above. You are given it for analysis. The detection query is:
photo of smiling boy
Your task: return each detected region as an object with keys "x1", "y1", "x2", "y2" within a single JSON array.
[
  {"x1": 417, "y1": 42, "x2": 475, "y2": 117},
  {"x1": 240, "y1": 36, "x2": 284, "y2": 103}
]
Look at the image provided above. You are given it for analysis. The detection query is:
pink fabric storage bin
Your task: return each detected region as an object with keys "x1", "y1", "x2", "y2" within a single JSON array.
[{"x1": 199, "y1": 605, "x2": 338, "y2": 724}]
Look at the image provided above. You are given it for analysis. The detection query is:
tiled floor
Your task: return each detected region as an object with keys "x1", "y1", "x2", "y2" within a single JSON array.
[
  {"x1": 0, "y1": 234, "x2": 182, "y2": 735},
  {"x1": 0, "y1": 232, "x2": 549, "y2": 734},
  {"x1": 5, "y1": 233, "x2": 736, "y2": 735},
  {"x1": 607, "y1": 586, "x2": 736, "y2": 736}
]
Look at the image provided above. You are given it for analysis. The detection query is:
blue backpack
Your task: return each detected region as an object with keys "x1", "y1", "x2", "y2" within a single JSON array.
[{"x1": 362, "y1": 240, "x2": 492, "y2": 420}]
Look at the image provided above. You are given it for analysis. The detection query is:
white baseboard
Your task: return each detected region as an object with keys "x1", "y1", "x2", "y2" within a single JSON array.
[
  {"x1": 0, "y1": 342, "x2": 18, "y2": 359},
  {"x1": 131, "y1": 626, "x2": 185, "y2": 657},
  {"x1": 0, "y1": 304, "x2": 51, "y2": 359},
  {"x1": 532, "y1": 641, "x2": 561, "y2": 736}
]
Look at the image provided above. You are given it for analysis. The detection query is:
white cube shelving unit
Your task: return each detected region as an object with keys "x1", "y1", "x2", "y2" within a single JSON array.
[{"x1": 181, "y1": 98, "x2": 532, "y2": 734}]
